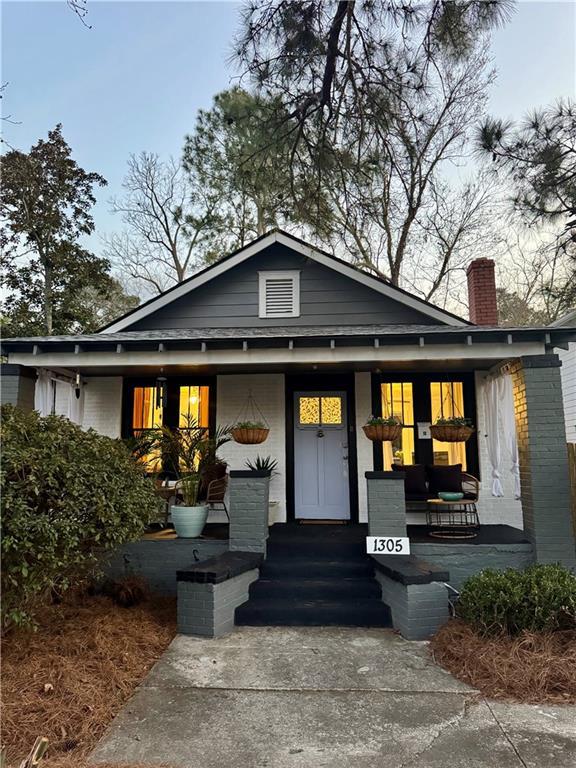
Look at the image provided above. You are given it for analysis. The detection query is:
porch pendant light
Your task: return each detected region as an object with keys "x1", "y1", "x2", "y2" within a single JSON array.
[
  {"x1": 231, "y1": 389, "x2": 270, "y2": 445},
  {"x1": 74, "y1": 372, "x2": 81, "y2": 399}
]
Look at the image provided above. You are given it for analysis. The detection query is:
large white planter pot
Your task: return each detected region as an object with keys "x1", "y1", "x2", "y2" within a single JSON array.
[{"x1": 170, "y1": 505, "x2": 209, "y2": 538}]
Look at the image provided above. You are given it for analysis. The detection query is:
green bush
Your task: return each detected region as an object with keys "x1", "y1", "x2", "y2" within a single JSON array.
[
  {"x1": 1, "y1": 405, "x2": 160, "y2": 630},
  {"x1": 457, "y1": 564, "x2": 576, "y2": 636}
]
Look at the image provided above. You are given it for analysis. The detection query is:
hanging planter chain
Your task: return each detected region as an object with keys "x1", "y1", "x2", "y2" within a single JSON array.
[{"x1": 231, "y1": 389, "x2": 270, "y2": 444}]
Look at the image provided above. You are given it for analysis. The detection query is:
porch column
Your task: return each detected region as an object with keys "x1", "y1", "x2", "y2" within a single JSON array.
[
  {"x1": 510, "y1": 355, "x2": 576, "y2": 568},
  {"x1": 365, "y1": 472, "x2": 407, "y2": 537},
  {"x1": 228, "y1": 470, "x2": 271, "y2": 555}
]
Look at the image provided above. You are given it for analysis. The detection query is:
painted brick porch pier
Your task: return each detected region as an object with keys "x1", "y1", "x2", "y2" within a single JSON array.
[{"x1": 510, "y1": 355, "x2": 576, "y2": 568}]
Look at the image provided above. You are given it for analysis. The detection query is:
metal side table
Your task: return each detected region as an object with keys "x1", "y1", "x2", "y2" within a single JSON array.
[{"x1": 426, "y1": 498, "x2": 480, "y2": 539}]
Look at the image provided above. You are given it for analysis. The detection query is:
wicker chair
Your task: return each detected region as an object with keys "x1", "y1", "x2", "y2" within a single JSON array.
[
  {"x1": 206, "y1": 475, "x2": 229, "y2": 521},
  {"x1": 461, "y1": 472, "x2": 480, "y2": 501}
]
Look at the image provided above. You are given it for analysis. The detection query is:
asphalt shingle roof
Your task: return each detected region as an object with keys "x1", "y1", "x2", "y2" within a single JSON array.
[{"x1": 2, "y1": 324, "x2": 575, "y2": 346}]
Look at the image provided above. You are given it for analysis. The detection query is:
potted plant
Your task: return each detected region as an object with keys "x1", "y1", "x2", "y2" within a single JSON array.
[
  {"x1": 231, "y1": 420, "x2": 269, "y2": 444},
  {"x1": 170, "y1": 473, "x2": 209, "y2": 538},
  {"x1": 430, "y1": 417, "x2": 475, "y2": 443},
  {"x1": 362, "y1": 415, "x2": 403, "y2": 442},
  {"x1": 197, "y1": 425, "x2": 232, "y2": 490},
  {"x1": 245, "y1": 455, "x2": 278, "y2": 474},
  {"x1": 246, "y1": 456, "x2": 279, "y2": 525},
  {"x1": 146, "y1": 415, "x2": 220, "y2": 537}
]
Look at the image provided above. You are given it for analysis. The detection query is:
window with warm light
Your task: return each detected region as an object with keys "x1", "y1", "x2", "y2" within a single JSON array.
[
  {"x1": 132, "y1": 386, "x2": 164, "y2": 471},
  {"x1": 126, "y1": 380, "x2": 212, "y2": 474},
  {"x1": 430, "y1": 381, "x2": 467, "y2": 469},
  {"x1": 381, "y1": 382, "x2": 415, "y2": 470},
  {"x1": 178, "y1": 385, "x2": 210, "y2": 428}
]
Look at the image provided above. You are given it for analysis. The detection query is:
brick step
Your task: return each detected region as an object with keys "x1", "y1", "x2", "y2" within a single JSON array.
[
  {"x1": 250, "y1": 577, "x2": 381, "y2": 600},
  {"x1": 265, "y1": 540, "x2": 368, "y2": 560},
  {"x1": 260, "y1": 558, "x2": 375, "y2": 579},
  {"x1": 235, "y1": 598, "x2": 392, "y2": 628}
]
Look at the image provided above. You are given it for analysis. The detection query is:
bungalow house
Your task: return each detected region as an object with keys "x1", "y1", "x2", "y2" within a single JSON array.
[{"x1": 2, "y1": 230, "x2": 575, "y2": 639}]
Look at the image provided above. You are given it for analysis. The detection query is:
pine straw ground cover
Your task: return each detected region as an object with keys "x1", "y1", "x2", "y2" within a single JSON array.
[
  {"x1": 1, "y1": 591, "x2": 177, "y2": 767},
  {"x1": 431, "y1": 619, "x2": 576, "y2": 705}
]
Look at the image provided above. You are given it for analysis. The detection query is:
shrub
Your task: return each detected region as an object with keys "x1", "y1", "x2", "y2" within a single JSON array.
[
  {"x1": 457, "y1": 564, "x2": 576, "y2": 636},
  {"x1": 1, "y1": 405, "x2": 160, "y2": 630}
]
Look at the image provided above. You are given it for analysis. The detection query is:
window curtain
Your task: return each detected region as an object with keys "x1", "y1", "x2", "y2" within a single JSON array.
[
  {"x1": 67, "y1": 380, "x2": 85, "y2": 425},
  {"x1": 483, "y1": 374, "x2": 520, "y2": 498},
  {"x1": 34, "y1": 369, "x2": 84, "y2": 425},
  {"x1": 34, "y1": 369, "x2": 53, "y2": 416},
  {"x1": 500, "y1": 374, "x2": 521, "y2": 499}
]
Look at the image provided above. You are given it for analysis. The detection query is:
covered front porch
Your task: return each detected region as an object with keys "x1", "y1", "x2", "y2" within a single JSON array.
[{"x1": 4, "y1": 323, "x2": 575, "y2": 572}]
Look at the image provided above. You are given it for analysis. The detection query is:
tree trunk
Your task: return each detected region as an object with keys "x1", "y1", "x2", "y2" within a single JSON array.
[
  {"x1": 256, "y1": 203, "x2": 265, "y2": 236},
  {"x1": 44, "y1": 257, "x2": 53, "y2": 334}
]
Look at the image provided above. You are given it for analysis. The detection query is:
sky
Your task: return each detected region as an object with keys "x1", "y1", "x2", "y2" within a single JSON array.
[{"x1": 1, "y1": 0, "x2": 575, "y2": 261}]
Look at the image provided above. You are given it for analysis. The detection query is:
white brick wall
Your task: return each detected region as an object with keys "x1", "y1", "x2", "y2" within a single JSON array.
[
  {"x1": 217, "y1": 373, "x2": 286, "y2": 523},
  {"x1": 474, "y1": 371, "x2": 523, "y2": 528},
  {"x1": 38, "y1": 375, "x2": 122, "y2": 437},
  {"x1": 54, "y1": 380, "x2": 70, "y2": 414},
  {"x1": 355, "y1": 372, "x2": 373, "y2": 523},
  {"x1": 82, "y1": 377, "x2": 123, "y2": 437},
  {"x1": 558, "y1": 343, "x2": 576, "y2": 442}
]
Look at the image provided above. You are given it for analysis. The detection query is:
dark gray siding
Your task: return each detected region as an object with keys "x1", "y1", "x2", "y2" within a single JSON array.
[
  {"x1": 129, "y1": 244, "x2": 439, "y2": 330},
  {"x1": 1, "y1": 364, "x2": 36, "y2": 411}
]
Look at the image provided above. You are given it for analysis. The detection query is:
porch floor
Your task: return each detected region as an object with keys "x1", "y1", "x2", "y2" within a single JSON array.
[
  {"x1": 269, "y1": 522, "x2": 530, "y2": 547},
  {"x1": 407, "y1": 524, "x2": 531, "y2": 546}
]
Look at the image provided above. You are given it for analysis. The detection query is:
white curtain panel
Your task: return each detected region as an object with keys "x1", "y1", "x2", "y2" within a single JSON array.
[
  {"x1": 34, "y1": 369, "x2": 53, "y2": 416},
  {"x1": 67, "y1": 380, "x2": 85, "y2": 425},
  {"x1": 499, "y1": 374, "x2": 521, "y2": 499},
  {"x1": 483, "y1": 375, "x2": 504, "y2": 497},
  {"x1": 483, "y1": 373, "x2": 521, "y2": 499}
]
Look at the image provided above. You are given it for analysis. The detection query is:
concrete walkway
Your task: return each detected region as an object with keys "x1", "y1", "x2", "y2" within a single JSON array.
[{"x1": 90, "y1": 627, "x2": 575, "y2": 768}]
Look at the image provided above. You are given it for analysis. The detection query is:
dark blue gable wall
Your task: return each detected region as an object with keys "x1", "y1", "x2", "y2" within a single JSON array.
[{"x1": 128, "y1": 244, "x2": 440, "y2": 330}]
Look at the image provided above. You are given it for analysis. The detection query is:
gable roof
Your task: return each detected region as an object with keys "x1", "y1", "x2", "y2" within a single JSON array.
[
  {"x1": 551, "y1": 308, "x2": 576, "y2": 327},
  {"x1": 101, "y1": 229, "x2": 470, "y2": 333}
]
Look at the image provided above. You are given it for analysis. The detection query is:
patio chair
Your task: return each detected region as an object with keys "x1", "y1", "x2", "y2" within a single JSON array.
[
  {"x1": 461, "y1": 472, "x2": 480, "y2": 502},
  {"x1": 206, "y1": 475, "x2": 229, "y2": 521}
]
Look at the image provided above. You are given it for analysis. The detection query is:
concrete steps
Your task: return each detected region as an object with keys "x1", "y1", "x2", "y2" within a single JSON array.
[{"x1": 235, "y1": 523, "x2": 392, "y2": 628}]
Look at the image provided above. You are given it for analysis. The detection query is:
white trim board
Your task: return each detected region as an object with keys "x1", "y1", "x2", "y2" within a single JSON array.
[
  {"x1": 10, "y1": 340, "x2": 545, "y2": 370},
  {"x1": 101, "y1": 231, "x2": 468, "y2": 333}
]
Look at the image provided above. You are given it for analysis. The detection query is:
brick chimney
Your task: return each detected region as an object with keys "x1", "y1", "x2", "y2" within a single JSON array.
[{"x1": 466, "y1": 258, "x2": 498, "y2": 326}]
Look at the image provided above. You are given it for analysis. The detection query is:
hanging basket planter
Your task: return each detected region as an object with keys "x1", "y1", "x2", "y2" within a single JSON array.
[
  {"x1": 362, "y1": 422, "x2": 403, "y2": 442},
  {"x1": 231, "y1": 389, "x2": 270, "y2": 445},
  {"x1": 231, "y1": 424, "x2": 270, "y2": 445},
  {"x1": 430, "y1": 423, "x2": 474, "y2": 443}
]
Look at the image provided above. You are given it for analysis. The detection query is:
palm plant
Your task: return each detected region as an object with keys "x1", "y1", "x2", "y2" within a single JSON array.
[
  {"x1": 197, "y1": 424, "x2": 233, "y2": 480},
  {"x1": 245, "y1": 455, "x2": 279, "y2": 474}
]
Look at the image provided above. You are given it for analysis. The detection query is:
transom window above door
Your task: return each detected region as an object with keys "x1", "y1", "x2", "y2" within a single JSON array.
[{"x1": 298, "y1": 395, "x2": 343, "y2": 427}]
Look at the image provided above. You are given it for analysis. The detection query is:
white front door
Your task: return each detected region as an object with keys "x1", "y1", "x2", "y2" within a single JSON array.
[{"x1": 294, "y1": 391, "x2": 351, "y2": 520}]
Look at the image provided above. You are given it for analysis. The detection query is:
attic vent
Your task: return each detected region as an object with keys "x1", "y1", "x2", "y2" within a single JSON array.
[{"x1": 258, "y1": 271, "x2": 300, "y2": 318}]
